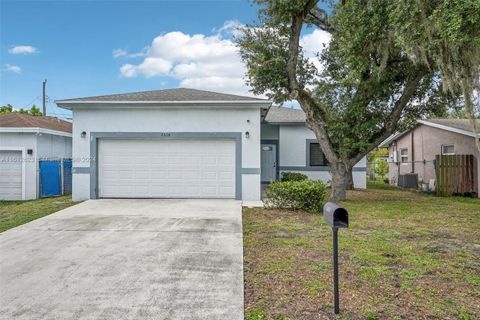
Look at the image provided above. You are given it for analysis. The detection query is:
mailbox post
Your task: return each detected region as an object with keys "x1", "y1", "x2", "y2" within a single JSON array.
[{"x1": 323, "y1": 202, "x2": 349, "y2": 315}]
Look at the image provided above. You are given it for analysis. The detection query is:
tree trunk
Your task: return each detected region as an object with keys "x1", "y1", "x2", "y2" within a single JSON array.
[
  {"x1": 330, "y1": 162, "x2": 353, "y2": 201},
  {"x1": 346, "y1": 168, "x2": 354, "y2": 190}
]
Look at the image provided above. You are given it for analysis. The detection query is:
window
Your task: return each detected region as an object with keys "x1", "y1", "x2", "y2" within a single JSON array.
[
  {"x1": 309, "y1": 143, "x2": 328, "y2": 166},
  {"x1": 441, "y1": 144, "x2": 455, "y2": 155},
  {"x1": 399, "y1": 148, "x2": 408, "y2": 163}
]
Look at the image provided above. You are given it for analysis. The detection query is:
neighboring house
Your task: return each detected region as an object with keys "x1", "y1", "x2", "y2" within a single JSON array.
[
  {"x1": 55, "y1": 88, "x2": 366, "y2": 202},
  {"x1": 0, "y1": 113, "x2": 72, "y2": 200},
  {"x1": 380, "y1": 119, "x2": 480, "y2": 197}
]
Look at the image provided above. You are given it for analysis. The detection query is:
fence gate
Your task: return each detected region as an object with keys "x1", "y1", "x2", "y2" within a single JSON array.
[
  {"x1": 39, "y1": 160, "x2": 62, "y2": 197},
  {"x1": 39, "y1": 159, "x2": 73, "y2": 197},
  {"x1": 63, "y1": 159, "x2": 72, "y2": 195},
  {"x1": 435, "y1": 154, "x2": 476, "y2": 197}
]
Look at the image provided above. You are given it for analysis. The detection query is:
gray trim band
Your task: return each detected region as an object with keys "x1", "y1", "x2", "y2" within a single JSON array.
[
  {"x1": 280, "y1": 166, "x2": 331, "y2": 171},
  {"x1": 72, "y1": 167, "x2": 90, "y2": 174},
  {"x1": 279, "y1": 166, "x2": 367, "y2": 172},
  {"x1": 264, "y1": 122, "x2": 306, "y2": 126},
  {"x1": 57, "y1": 101, "x2": 272, "y2": 110},
  {"x1": 241, "y1": 168, "x2": 261, "y2": 174},
  {"x1": 89, "y1": 132, "x2": 244, "y2": 200}
]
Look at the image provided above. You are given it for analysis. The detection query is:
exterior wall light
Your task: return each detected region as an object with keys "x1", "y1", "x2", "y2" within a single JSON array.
[
  {"x1": 81, "y1": 131, "x2": 87, "y2": 138},
  {"x1": 245, "y1": 131, "x2": 250, "y2": 139}
]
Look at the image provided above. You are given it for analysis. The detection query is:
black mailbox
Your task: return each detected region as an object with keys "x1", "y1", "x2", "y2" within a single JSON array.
[
  {"x1": 323, "y1": 202, "x2": 349, "y2": 315},
  {"x1": 323, "y1": 202, "x2": 348, "y2": 228}
]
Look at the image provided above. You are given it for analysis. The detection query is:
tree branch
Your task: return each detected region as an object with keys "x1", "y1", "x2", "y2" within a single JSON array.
[
  {"x1": 385, "y1": 71, "x2": 427, "y2": 130},
  {"x1": 349, "y1": 71, "x2": 427, "y2": 165},
  {"x1": 285, "y1": 0, "x2": 340, "y2": 162},
  {"x1": 306, "y1": 7, "x2": 334, "y2": 33},
  {"x1": 297, "y1": 89, "x2": 339, "y2": 163},
  {"x1": 286, "y1": 0, "x2": 318, "y2": 93}
]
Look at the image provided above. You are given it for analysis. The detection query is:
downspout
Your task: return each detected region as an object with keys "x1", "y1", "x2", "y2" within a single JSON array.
[
  {"x1": 411, "y1": 131, "x2": 415, "y2": 174},
  {"x1": 393, "y1": 141, "x2": 400, "y2": 186}
]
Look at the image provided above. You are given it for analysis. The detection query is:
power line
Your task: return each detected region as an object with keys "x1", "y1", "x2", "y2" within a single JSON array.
[
  {"x1": 22, "y1": 96, "x2": 41, "y2": 109},
  {"x1": 45, "y1": 100, "x2": 72, "y2": 121}
]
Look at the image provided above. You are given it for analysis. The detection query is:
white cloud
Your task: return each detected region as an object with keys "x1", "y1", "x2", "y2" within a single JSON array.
[
  {"x1": 135, "y1": 57, "x2": 172, "y2": 77},
  {"x1": 180, "y1": 77, "x2": 247, "y2": 95},
  {"x1": 119, "y1": 64, "x2": 137, "y2": 77},
  {"x1": 300, "y1": 29, "x2": 332, "y2": 71},
  {"x1": 118, "y1": 30, "x2": 250, "y2": 95},
  {"x1": 117, "y1": 23, "x2": 331, "y2": 96},
  {"x1": 212, "y1": 20, "x2": 243, "y2": 37},
  {"x1": 112, "y1": 47, "x2": 148, "y2": 58},
  {"x1": 113, "y1": 49, "x2": 128, "y2": 58},
  {"x1": 8, "y1": 45, "x2": 38, "y2": 55},
  {"x1": 2, "y1": 64, "x2": 22, "y2": 74}
]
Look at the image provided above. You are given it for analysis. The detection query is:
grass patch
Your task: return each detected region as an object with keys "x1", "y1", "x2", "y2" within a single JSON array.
[
  {"x1": 304, "y1": 278, "x2": 328, "y2": 297},
  {"x1": 0, "y1": 196, "x2": 79, "y2": 232},
  {"x1": 243, "y1": 186, "x2": 480, "y2": 319},
  {"x1": 366, "y1": 177, "x2": 397, "y2": 190}
]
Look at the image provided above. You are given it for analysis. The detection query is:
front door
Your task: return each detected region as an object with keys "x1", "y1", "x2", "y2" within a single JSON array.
[{"x1": 261, "y1": 144, "x2": 277, "y2": 182}]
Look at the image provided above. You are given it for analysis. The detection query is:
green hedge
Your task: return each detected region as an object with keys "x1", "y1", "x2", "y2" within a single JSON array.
[
  {"x1": 281, "y1": 172, "x2": 308, "y2": 181},
  {"x1": 265, "y1": 180, "x2": 327, "y2": 213}
]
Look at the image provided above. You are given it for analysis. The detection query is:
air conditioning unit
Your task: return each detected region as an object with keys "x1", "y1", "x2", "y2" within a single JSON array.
[{"x1": 398, "y1": 173, "x2": 418, "y2": 189}]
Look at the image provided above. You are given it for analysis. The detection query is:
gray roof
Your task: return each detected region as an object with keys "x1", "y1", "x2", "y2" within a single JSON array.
[
  {"x1": 422, "y1": 119, "x2": 480, "y2": 132},
  {"x1": 56, "y1": 88, "x2": 268, "y2": 103},
  {"x1": 264, "y1": 106, "x2": 306, "y2": 123}
]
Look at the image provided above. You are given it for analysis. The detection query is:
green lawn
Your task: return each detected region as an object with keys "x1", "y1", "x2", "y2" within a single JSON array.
[
  {"x1": 366, "y1": 176, "x2": 397, "y2": 190},
  {"x1": 0, "y1": 196, "x2": 79, "y2": 233},
  {"x1": 243, "y1": 186, "x2": 480, "y2": 319}
]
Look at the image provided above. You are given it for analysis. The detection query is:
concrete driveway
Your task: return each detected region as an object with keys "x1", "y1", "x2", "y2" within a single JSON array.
[{"x1": 0, "y1": 199, "x2": 244, "y2": 320}]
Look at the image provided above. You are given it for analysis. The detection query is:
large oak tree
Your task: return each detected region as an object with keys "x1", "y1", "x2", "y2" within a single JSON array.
[{"x1": 237, "y1": 0, "x2": 479, "y2": 200}]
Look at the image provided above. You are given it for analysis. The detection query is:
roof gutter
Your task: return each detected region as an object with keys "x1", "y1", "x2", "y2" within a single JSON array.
[
  {"x1": 264, "y1": 121, "x2": 306, "y2": 125},
  {"x1": 55, "y1": 100, "x2": 272, "y2": 110},
  {"x1": 0, "y1": 127, "x2": 72, "y2": 137}
]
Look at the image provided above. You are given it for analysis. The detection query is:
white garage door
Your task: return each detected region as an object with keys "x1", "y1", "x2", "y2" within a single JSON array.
[
  {"x1": 0, "y1": 151, "x2": 23, "y2": 200},
  {"x1": 98, "y1": 139, "x2": 236, "y2": 198}
]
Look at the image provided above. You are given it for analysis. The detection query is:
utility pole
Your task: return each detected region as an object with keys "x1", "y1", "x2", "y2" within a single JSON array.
[{"x1": 42, "y1": 79, "x2": 47, "y2": 116}]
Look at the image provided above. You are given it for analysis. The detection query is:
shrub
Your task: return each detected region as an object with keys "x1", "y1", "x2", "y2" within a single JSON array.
[
  {"x1": 374, "y1": 159, "x2": 389, "y2": 179},
  {"x1": 265, "y1": 180, "x2": 327, "y2": 213},
  {"x1": 281, "y1": 172, "x2": 308, "y2": 182}
]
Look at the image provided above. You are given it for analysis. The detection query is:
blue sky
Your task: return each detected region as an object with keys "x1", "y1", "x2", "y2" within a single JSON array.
[{"x1": 1, "y1": 1, "x2": 329, "y2": 119}]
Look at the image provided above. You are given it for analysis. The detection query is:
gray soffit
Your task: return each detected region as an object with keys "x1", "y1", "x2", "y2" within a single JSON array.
[{"x1": 56, "y1": 88, "x2": 271, "y2": 109}]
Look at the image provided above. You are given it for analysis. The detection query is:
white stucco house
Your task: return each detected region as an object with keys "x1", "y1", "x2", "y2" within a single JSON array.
[
  {"x1": 0, "y1": 113, "x2": 72, "y2": 200},
  {"x1": 56, "y1": 88, "x2": 366, "y2": 202}
]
